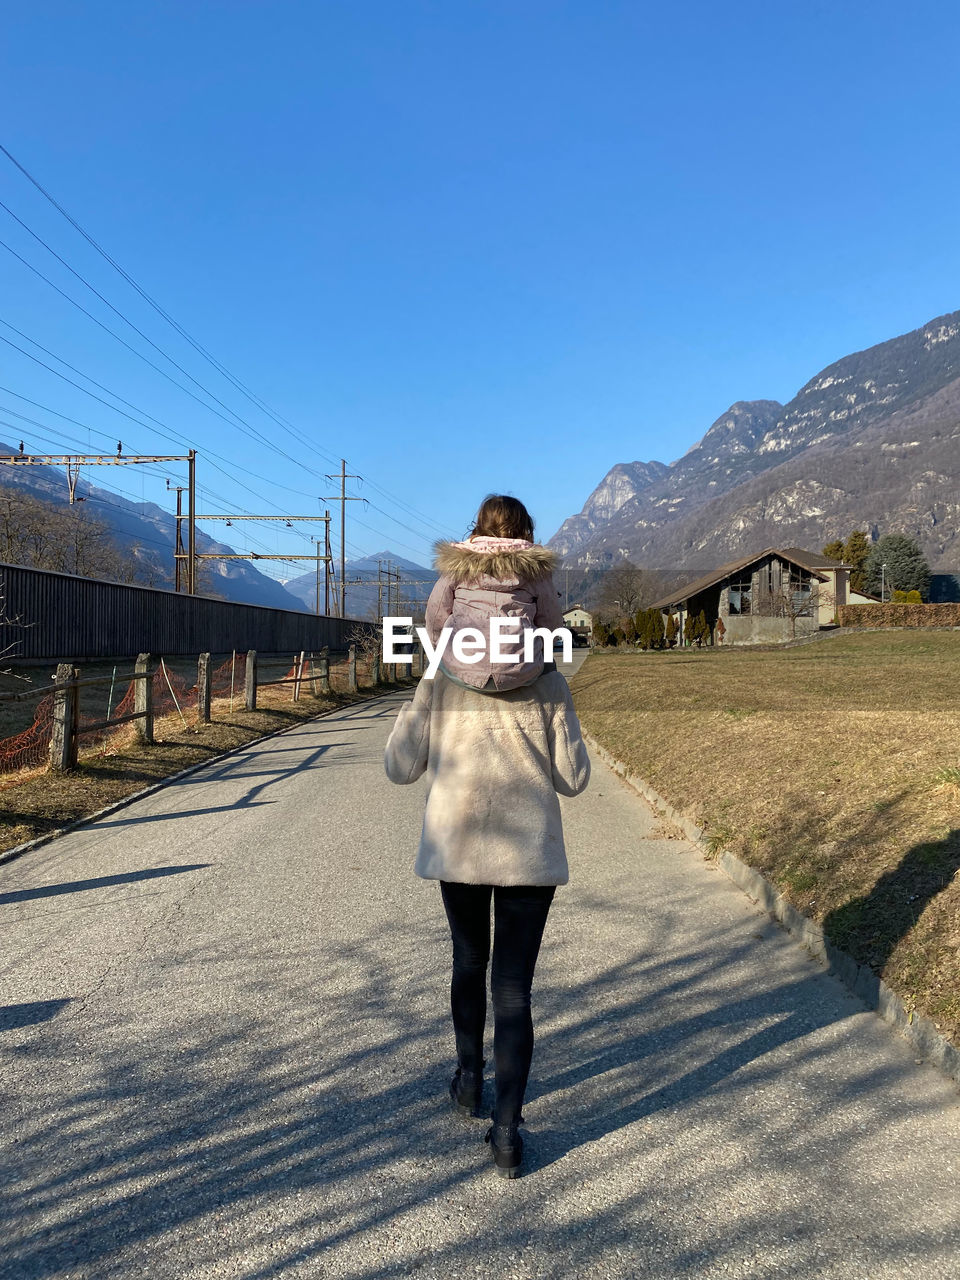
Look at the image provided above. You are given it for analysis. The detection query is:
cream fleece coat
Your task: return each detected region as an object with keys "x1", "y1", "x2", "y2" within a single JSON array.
[{"x1": 384, "y1": 669, "x2": 590, "y2": 886}]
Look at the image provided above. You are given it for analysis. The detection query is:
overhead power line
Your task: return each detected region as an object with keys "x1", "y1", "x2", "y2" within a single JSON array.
[
  {"x1": 0, "y1": 233, "x2": 328, "y2": 479},
  {"x1": 0, "y1": 142, "x2": 454, "y2": 550}
]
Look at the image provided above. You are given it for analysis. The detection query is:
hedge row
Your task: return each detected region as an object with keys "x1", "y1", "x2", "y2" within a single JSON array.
[{"x1": 838, "y1": 603, "x2": 960, "y2": 628}]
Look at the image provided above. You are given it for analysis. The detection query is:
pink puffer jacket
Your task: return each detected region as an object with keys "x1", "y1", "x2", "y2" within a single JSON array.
[{"x1": 424, "y1": 536, "x2": 564, "y2": 690}]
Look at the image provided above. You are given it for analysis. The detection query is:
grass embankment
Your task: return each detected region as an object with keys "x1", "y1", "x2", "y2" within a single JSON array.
[
  {"x1": 570, "y1": 632, "x2": 960, "y2": 1047},
  {"x1": 0, "y1": 670, "x2": 412, "y2": 858}
]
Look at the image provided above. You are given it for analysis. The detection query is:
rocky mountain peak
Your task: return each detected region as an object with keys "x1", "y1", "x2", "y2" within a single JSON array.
[
  {"x1": 689, "y1": 398, "x2": 783, "y2": 454},
  {"x1": 548, "y1": 309, "x2": 960, "y2": 571},
  {"x1": 548, "y1": 458, "x2": 669, "y2": 558},
  {"x1": 756, "y1": 308, "x2": 960, "y2": 461}
]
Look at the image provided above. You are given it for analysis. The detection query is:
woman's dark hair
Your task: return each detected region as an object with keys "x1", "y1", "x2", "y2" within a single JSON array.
[{"x1": 470, "y1": 494, "x2": 534, "y2": 541}]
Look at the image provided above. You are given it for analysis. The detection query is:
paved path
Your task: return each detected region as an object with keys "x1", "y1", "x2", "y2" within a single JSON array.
[{"x1": 2, "y1": 681, "x2": 959, "y2": 1280}]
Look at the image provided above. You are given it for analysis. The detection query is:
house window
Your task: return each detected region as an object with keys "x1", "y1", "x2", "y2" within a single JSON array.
[
  {"x1": 787, "y1": 568, "x2": 813, "y2": 615},
  {"x1": 728, "y1": 577, "x2": 752, "y2": 615}
]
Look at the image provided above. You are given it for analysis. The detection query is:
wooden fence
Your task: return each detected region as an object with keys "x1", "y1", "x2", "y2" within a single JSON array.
[{"x1": 0, "y1": 644, "x2": 423, "y2": 775}]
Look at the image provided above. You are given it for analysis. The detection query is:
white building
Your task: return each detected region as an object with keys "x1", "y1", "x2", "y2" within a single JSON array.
[{"x1": 563, "y1": 605, "x2": 592, "y2": 633}]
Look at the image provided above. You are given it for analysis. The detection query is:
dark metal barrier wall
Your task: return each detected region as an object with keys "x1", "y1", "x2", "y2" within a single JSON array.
[{"x1": 0, "y1": 562, "x2": 374, "y2": 660}]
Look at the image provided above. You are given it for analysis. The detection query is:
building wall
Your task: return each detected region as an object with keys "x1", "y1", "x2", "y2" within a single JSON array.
[
  {"x1": 818, "y1": 567, "x2": 848, "y2": 623},
  {"x1": 563, "y1": 607, "x2": 592, "y2": 628},
  {"x1": 721, "y1": 613, "x2": 819, "y2": 645},
  {"x1": 930, "y1": 573, "x2": 960, "y2": 603}
]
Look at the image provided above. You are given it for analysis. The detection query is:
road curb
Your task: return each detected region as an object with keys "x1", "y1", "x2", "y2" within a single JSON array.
[
  {"x1": 0, "y1": 686, "x2": 409, "y2": 872},
  {"x1": 582, "y1": 731, "x2": 960, "y2": 1088}
]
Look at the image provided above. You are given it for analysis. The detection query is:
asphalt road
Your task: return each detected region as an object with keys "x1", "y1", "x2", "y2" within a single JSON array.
[{"x1": 2, "y1": 666, "x2": 959, "y2": 1280}]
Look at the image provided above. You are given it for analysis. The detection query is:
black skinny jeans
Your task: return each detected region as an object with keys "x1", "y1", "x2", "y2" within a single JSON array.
[{"x1": 440, "y1": 881, "x2": 555, "y2": 1127}]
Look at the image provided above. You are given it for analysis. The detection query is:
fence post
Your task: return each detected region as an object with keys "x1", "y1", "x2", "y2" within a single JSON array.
[
  {"x1": 317, "y1": 647, "x2": 330, "y2": 694},
  {"x1": 49, "y1": 663, "x2": 78, "y2": 771},
  {"x1": 370, "y1": 645, "x2": 381, "y2": 686},
  {"x1": 135, "y1": 653, "x2": 154, "y2": 744},
  {"x1": 308, "y1": 653, "x2": 318, "y2": 697},
  {"x1": 198, "y1": 652, "x2": 212, "y2": 723},
  {"x1": 293, "y1": 650, "x2": 305, "y2": 702},
  {"x1": 348, "y1": 643, "x2": 357, "y2": 692},
  {"x1": 245, "y1": 650, "x2": 258, "y2": 710}
]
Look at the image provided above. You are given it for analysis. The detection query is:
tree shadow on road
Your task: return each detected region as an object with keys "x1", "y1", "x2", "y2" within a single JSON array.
[{"x1": 3, "y1": 893, "x2": 957, "y2": 1280}]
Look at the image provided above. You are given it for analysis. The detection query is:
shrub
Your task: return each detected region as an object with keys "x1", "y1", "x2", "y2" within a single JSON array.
[{"x1": 838, "y1": 603, "x2": 960, "y2": 628}]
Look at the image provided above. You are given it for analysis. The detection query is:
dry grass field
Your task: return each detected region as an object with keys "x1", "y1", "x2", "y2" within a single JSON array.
[{"x1": 570, "y1": 632, "x2": 960, "y2": 1047}]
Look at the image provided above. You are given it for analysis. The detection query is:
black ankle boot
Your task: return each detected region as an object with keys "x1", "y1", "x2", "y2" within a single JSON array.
[
  {"x1": 449, "y1": 1060, "x2": 485, "y2": 1117},
  {"x1": 484, "y1": 1115, "x2": 525, "y2": 1178}
]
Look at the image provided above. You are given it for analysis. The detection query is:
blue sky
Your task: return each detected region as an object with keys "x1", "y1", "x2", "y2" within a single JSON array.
[{"x1": 2, "y1": 1, "x2": 959, "y2": 576}]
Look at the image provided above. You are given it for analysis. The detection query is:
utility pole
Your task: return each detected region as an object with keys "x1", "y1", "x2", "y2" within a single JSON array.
[
  {"x1": 166, "y1": 480, "x2": 186, "y2": 592},
  {"x1": 0, "y1": 449, "x2": 196, "y2": 589},
  {"x1": 187, "y1": 449, "x2": 196, "y2": 595},
  {"x1": 379, "y1": 559, "x2": 401, "y2": 617},
  {"x1": 324, "y1": 510, "x2": 332, "y2": 615},
  {"x1": 189, "y1": 512, "x2": 332, "y2": 605},
  {"x1": 324, "y1": 459, "x2": 362, "y2": 619}
]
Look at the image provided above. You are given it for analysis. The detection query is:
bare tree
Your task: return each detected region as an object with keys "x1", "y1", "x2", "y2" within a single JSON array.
[
  {"x1": 0, "y1": 488, "x2": 145, "y2": 584},
  {"x1": 594, "y1": 561, "x2": 665, "y2": 620},
  {"x1": 348, "y1": 620, "x2": 382, "y2": 664},
  {"x1": 754, "y1": 575, "x2": 835, "y2": 639}
]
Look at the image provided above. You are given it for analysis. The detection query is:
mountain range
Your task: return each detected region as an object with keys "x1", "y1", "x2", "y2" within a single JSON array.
[
  {"x1": 0, "y1": 449, "x2": 313, "y2": 608},
  {"x1": 284, "y1": 551, "x2": 437, "y2": 619},
  {"x1": 549, "y1": 310, "x2": 960, "y2": 571},
  {"x1": 0, "y1": 450, "x2": 433, "y2": 613}
]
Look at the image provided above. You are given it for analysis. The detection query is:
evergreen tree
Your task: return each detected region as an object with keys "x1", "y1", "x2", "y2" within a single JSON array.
[
  {"x1": 651, "y1": 609, "x2": 665, "y2": 650},
  {"x1": 665, "y1": 612, "x2": 678, "y2": 647},
  {"x1": 864, "y1": 533, "x2": 931, "y2": 599},
  {"x1": 695, "y1": 609, "x2": 709, "y2": 647},
  {"x1": 593, "y1": 620, "x2": 610, "y2": 647},
  {"x1": 623, "y1": 616, "x2": 637, "y2": 645},
  {"x1": 822, "y1": 538, "x2": 846, "y2": 562},
  {"x1": 612, "y1": 626, "x2": 625, "y2": 646},
  {"x1": 844, "y1": 530, "x2": 872, "y2": 594},
  {"x1": 683, "y1": 613, "x2": 697, "y2": 646},
  {"x1": 639, "y1": 608, "x2": 654, "y2": 650}
]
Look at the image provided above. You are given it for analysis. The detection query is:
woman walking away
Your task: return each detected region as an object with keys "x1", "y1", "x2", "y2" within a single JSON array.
[
  {"x1": 383, "y1": 658, "x2": 590, "y2": 1177},
  {"x1": 425, "y1": 494, "x2": 565, "y2": 692}
]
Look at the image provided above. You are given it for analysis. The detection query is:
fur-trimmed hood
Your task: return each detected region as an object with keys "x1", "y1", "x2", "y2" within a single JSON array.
[{"x1": 433, "y1": 537, "x2": 557, "y2": 583}]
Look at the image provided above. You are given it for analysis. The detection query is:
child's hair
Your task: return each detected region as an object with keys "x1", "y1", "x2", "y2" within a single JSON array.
[{"x1": 470, "y1": 494, "x2": 534, "y2": 541}]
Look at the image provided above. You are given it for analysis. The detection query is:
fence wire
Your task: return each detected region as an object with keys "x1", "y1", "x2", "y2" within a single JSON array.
[
  {"x1": 0, "y1": 649, "x2": 380, "y2": 777},
  {"x1": 0, "y1": 694, "x2": 55, "y2": 774}
]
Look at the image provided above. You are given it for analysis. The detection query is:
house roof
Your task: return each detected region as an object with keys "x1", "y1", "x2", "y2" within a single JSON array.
[
  {"x1": 650, "y1": 547, "x2": 830, "y2": 610},
  {"x1": 777, "y1": 546, "x2": 850, "y2": 570},
  {"x1": 563, "y1": 603, "x2": 590, "y2": 613}
]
